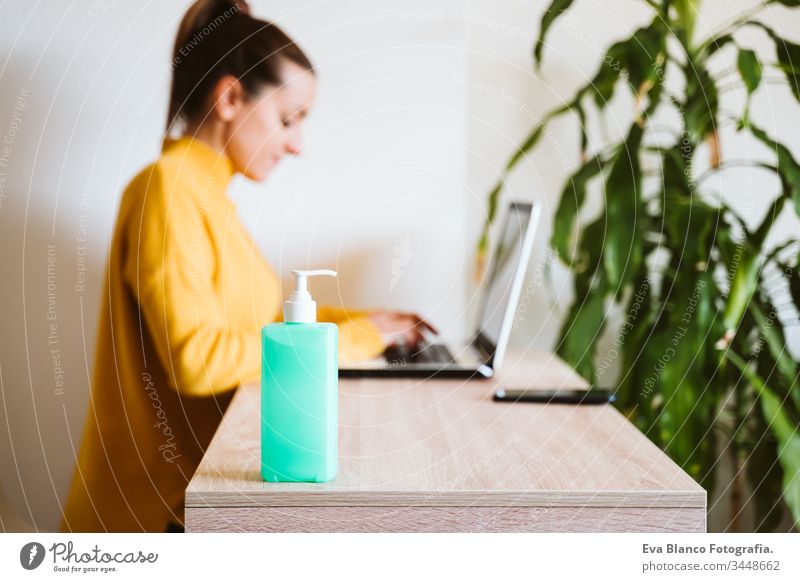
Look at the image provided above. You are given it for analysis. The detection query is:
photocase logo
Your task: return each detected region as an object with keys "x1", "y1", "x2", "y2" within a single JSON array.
[{"x1": 20, "y1": 542, "x2": 46, "y2": 570}]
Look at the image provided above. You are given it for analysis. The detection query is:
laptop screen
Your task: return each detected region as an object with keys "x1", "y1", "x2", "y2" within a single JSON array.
[{"x1": 475, "y1": 202, "x2": 536, "y2": 351}]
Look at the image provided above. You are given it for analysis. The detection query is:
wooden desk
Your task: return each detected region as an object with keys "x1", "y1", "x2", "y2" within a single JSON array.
[{"x1": 185, "y1": 351, "x2": 706, "y2": 532}]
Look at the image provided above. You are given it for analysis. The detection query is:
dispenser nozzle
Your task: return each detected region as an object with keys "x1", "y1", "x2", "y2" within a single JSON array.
[{"x1": 285, "y1": 269, "x2": 337, "y2": 323}]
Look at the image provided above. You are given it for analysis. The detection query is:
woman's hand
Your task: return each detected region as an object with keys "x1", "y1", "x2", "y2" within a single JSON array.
[{"x1": 366, "y1": 310, "x2": 438, "y2": 349}]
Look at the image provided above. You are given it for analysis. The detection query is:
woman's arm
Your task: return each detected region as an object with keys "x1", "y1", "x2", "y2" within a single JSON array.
[
  {"x1": 307, "y1": 306, "x2": 383, "y2": 362},
  {"x1": 317, "y1": 306, "x2": 438, "y2": 362},
  {"x1": 123, "y1": 167, "x2": 260, "y2": 397}
]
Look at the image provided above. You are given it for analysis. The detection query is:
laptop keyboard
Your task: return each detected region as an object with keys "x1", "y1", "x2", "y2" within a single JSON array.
[{"x1": 383, "y1": 343, "x2": 456, "y2": 366}]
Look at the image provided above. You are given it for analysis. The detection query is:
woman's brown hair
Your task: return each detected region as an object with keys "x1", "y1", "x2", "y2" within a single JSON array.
[{"x1": 166, "y1": 0, "x2": 314, "y2": 134}]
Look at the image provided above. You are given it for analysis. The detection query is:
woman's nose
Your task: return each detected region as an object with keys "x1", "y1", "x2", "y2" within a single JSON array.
[{"x1": 285, "y1": 129, "x2": 303, "y2": 155}]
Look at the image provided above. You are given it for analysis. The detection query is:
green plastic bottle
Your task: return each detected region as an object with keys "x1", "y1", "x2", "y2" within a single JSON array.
[{"x1": 261, "y1": 269, "x2": 338, "y2": 483}]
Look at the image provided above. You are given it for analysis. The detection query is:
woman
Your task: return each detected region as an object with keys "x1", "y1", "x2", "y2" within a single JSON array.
[{"x1": 60, "y1": 0, "x2": 432, "y2": 533}]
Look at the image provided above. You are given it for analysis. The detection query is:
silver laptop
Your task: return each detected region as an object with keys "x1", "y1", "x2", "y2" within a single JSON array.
[{"x1": 339, "y1": 201, "x2": 542, "y2": 379}]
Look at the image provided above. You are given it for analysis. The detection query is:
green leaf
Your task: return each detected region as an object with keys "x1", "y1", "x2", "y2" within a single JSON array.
[
  {"x1": 504, "y1": 102, "x2": 573, "y2": 175},
  {"x1": 551, "y1": 156, "x2": 607, "y2": 262},
  {"x1": 756, "y1": 196, "x2": 788, "y2": 247},
  {"x1": 587, "y1": 39, "x2": 627, "y2": 108},
  {"x1": 674, "y1": 0, "x2": 700, "y2": 47},
  {"x1": 477, "y1": 180, "x2": 504, "y2": 253},
  {"x1": 555, "y1": 212, "x2": 615, "y2": 382},
  {"x1": 615, "y1": 264, "x2": 656, "y2": 417},
  {"x1": 777, "y1": 255, "x2": 800, "y2": 313},
  {"x1": 748, "y1": 123, "x2": 800, "y2": 217},
  {"x1": 656, "y1": 271, "x2": 721, "y2": 486},
  {"x1": 757, "y1": 388, "x2": 800, "y2": 529},
  {"x1": 746, "y1": 335, "x2": 796, "y2": 531},
  {"x1": 575, "y1": 213, "x2": 608, "y2": 282},
  {"x1": 764, "y1": 237, "x2": 799, "y2": 265},
  {"x1": 663, "y1": 195, "x2": 719, "y2": 265},
  {"x1": 698, "y1": 33, "x2": 734, "y2": 60},
  {"x1": 506, "y1": 123, "x2": 547, "y2": 171},
  {"x1": 737, "y1": 48, "x2": 763, "y2": 97},
  {"x1": 721, "y1": 247, "x2": 762, "y2": 342},
  {"x1": 770, "y1": 1, "x2": 800, "y2": 8},
  {"x1": 624, "y1": 21, "x2": 667, "y2": 95},
  {"x1": 574, "y1": 98, "x2": 589, "y2": 157},
  {"x1": 683, "y1": 59, "x2": 719, "y2": 142},
  {"x1": 534, "y1": 0, "x2": 576, "y2": 68},
  {"x1": 727, "y1": 351, "x2": 800, "y2": 529},
  {"x1": 555, "y1": 268, "x2": 607, "y2": 381},
  {"x1": 603, "y1": 123, "x2": 643, "y2": 293},
  {"x1": 584, "y1": 19, "x2": 666, "y2": 109},
  {"x1": 745, "y1": 382, "x2": 786, "y2": 532},
  {"x1": 659, "y1": 144, "x2": 693, "y2": 197},
  {"x1": 751, "y1": 300, "x2": 800, "y2": 410},
  {"x1": 751, "y1": 304, "x2": 792, "y2": 383},
  {"x1": 755, "y1": 24, "x2": 800, "y2": 103}
]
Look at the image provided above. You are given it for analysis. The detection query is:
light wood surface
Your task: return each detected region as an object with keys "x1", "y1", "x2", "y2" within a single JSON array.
[
  {"x1": 185, "y1": 350, "x2": 706, "y2": 532},
  {"x1": 186, "y1": 507, "x2": 706, "y2": 533}
]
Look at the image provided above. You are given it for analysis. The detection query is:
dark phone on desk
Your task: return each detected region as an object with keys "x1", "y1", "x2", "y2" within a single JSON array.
[{"x1": 493, "y1": 387, "x2": 615, "y2": 405}]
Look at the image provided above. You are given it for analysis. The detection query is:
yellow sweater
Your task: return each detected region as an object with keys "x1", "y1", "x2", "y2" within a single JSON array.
[{"x1": 60, "y1": 137, "x2": 386, "y2": 532}]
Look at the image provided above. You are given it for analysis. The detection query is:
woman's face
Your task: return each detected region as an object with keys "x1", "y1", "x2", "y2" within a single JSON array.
[{"x1": 223, "y1": 62, "x2": 316, "y2": 181}]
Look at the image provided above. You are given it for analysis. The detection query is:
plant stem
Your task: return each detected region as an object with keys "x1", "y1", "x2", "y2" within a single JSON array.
[
  {"x1": 696, "y1": 160, "x2": 779, "y2": 184},
  {"x1": 700, "y1": 4, "x2": 767, "y2": 55}
]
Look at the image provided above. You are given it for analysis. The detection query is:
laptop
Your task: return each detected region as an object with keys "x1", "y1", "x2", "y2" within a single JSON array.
[{"x1": 339, "y1": 201, "x2": 542, "y2": 379}]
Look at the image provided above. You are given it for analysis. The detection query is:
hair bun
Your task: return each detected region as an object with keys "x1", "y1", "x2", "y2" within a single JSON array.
[
  {"x1": 176, "y1": 0, "x2": 250, "y2": 47},
  {"x1": 229, "y1": 0, "x2": 250, "y2": 15}
]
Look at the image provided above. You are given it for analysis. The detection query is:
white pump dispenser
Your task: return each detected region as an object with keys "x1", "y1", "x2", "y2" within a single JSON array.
[{"x1": 283, "y1": 269, "x2": 337, "y2": 323}]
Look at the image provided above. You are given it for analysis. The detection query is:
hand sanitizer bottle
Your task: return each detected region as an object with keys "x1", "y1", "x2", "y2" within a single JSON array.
[{"x1": 261, "y1": 269, "x2": 338, "y2": 482}]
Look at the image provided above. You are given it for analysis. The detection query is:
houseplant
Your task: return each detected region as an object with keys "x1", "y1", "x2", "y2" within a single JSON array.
[{"x1": 479, "y1": 0, "x2": 800, "y2": 530}]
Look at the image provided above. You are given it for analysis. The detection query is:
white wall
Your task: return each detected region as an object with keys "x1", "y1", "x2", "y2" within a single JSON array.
[{"x1": 1, "y1": 0, "x2": 798, "y2": 531}]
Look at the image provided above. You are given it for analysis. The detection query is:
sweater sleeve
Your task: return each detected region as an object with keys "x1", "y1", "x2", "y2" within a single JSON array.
[
  {"x1": 122, "y1": 166, "x2": 259, "y2": 398},
  {"x1": 315, "y1": 306, "x2": 387, "y2": 363}
]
